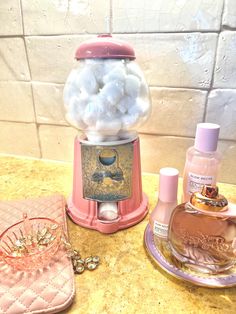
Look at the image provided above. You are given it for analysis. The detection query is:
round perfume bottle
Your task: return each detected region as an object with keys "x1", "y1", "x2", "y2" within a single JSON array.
[{"x1": 168, "y1": 185, "x2": 236, "y2": 274}]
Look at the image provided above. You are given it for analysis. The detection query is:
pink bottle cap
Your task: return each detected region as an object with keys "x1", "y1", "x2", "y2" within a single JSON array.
[
  {"x1": 194, "y1": 123, "x2": 220, "y2": 153},
  {"x1": 159, "y1": 168, "x2": 179, "y2": 203}
]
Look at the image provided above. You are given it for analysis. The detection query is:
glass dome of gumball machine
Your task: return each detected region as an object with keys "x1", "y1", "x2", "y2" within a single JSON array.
[{"x1": 64, "y1": 34, "x2": 151, "y2": 233}]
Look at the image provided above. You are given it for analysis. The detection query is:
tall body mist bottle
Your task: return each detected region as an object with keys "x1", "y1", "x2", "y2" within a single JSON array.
[{"x1": 182, "y1": 123, "x2": 221, "y2": 203}]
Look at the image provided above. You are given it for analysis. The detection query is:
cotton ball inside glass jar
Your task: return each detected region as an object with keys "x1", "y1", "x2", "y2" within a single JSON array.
[
  {"x1": 65, "y1": 96, "x2": 87, "y2": 129},
  {"x1": 86, "y1": 59, "x2": 106, "y2": 86},
  {"x1": 126, "y1": 62, "x2": 144, "y2": 80},
  {"x1": 65, "y1": 68, "x2": 78, "y2": 85},
  {"x1": 76, "y1": 66, "x2": 99, "y2": 95},
  {"x1": 104, "y1": 105, "x2": 119, "y2": 120},
  {"x1": 104, "y1": 59, "x2": 125, "y2": 74},
  {"x1": 103, "y1": 65, "x2": 127, "y2": 85},
  {"x1": 117, "y1": 95, "x2": 134, "y2": 114},
  {"x1": 66, "y1": 112, "x2": 87, "y2": 129},
  {"x1": 64, "y1": 83, "x2": 75, "y2": 109},
  {"x1": 100, "y1": 81, "x2": 124, "y2": 106},
  {"x1": 125, "y1": 74, "x2": 141, "y2": 98},
  {"x1": 139, "y1": 81, "x2": 149, "y2": 99},
  {"x1": 82, "y1": 95, "x2": 105, "y2": 126},
  {"x1": 85, "y1": 130, "x2": 106, "y2": 143},
  {"x1": 128, "y1": 98, "x2": 149, "y2": 117},
  {"x1": 64, "y1": 70, "x2": 79, "y2": 108},
  {"x1": 96, "y1": 118, "x2": 122, "y2": 138},
  {"x1": 121, "y1": 113, "x2": 139, "y2": 130},
  {"x1": 68, "y1": 96, "x2": 86, "y2": 117}
]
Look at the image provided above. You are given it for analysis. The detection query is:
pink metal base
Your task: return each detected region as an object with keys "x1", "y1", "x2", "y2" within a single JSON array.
[
  {"x1": 67, "y1": 136, "x2": 148, "y2": 234},
  {"x1": 67, "y1": 193, "x2": 148, "y2": 234}
]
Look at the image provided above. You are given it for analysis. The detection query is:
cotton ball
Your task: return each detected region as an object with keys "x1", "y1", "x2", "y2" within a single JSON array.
[
  {"x1": 122, "y1": 113, "x2": 139, "y2": 129},
  {"x1": 66, "y1": 69, "x2": 78, "y2": 84},
  {"x1": 66, "y1": 112, "x2": 87, "y2": 129},
  {"x1": 105, "y1": 106, "x2": 119, "y2": 119},
  {"x1": 126, "y1": 62, "x2": 143, "y2": 80},
  {"x1": 125, "y1": 74, "x2": 141, "y2": 98},
  {"x1": 86, "y1": 131, "x2": 106, "y2": 142},
  {"x1": 96, "y1": 118, "x2": 122, "y2": 135},
  {"x1": 117, "y1": 95, "x2": 134, "y2": 114},
  {"x1": 76, "y1": 67, "x2": 99, "y2": 95},
  {"x1": 139, "y1": 81, "x2": 149, "y2": 98},
  {"x1": 83, "y1": 96, "x2": 104, "y2": 126},
  {"x1": 68, "y1": 96, "x2": 87, "y2": 120},
  {"x1": 104, "y1": 60, "x2": 125, "y2": 74},
  {"x1": 128, "y1": 98, "x2": 149, "y2": 117},
  {"x1": 117, "y1": 130, "x2": 134, "y2": 139},
  {"x1": 88, "y1": 61, "x2": 106, "y2": 86},
  {"x1": 103, "y1": 66, "x2": 126, "y2": 84},
  {"x1": 100, "y1": 81, "x2": 124, "y2": 106},
  {"x1": 63, "y1": 79, "x2": 79, "y2": 108},
  {"x1": 64, "y1": 84, "x2": 73, "y2": 108},
  {"x1": 66, "y1": 97, "x2": 87, "y2": 129},
  {"x1": 137, "y1": 99, "x2": 150, "y2": 117}
]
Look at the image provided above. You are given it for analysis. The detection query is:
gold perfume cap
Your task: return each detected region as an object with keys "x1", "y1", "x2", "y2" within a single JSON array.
[{"x1": 190, "y1": 185, "x2": 228, "y2": 212}]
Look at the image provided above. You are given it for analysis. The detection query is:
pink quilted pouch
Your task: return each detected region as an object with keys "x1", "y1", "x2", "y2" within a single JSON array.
[{"x1": 0, "y1": 195, "x2": 75, "y2": 314}]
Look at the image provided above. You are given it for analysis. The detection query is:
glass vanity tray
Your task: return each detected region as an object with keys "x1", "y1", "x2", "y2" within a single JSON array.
[{"x1": 144, "y1": 224, "x2": 236, "y2": 288}]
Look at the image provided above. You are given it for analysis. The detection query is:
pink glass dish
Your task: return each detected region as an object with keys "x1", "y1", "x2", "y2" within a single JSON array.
[{"x1": 0, "y1": 217, "x2": 62, "y2": 271}]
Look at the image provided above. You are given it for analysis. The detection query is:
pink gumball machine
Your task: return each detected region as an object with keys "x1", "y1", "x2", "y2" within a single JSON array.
[{"x1": 64, "y1": 35, "x2": 151, "y2": 233}]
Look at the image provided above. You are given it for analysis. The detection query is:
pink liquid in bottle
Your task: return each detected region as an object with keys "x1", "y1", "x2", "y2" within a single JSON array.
[{"x1": 182, "y1": 123, "x2": 221, "y2": 203}]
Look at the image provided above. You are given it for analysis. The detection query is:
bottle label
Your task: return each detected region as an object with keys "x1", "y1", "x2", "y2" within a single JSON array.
[
  {"x1": 187, "y1": 172, "x2": 214, "y2": 195},
  {"x1": 153, "y1": 221, "x2": 168, "y2": 238}
]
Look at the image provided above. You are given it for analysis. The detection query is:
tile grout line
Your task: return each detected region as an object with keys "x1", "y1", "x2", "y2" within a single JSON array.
[
  {"x1": 1, "y1": 80, "x2": 236, "y2": 91},
  {"x1": 139, "y1": 132, "x2": 236, "y2": 143},
  {"x1": 109, "y1": 0, "x2": 113, "y2": 34},
  {"x1": 203, "y1": 0, "x2": 225, "y2": 122},
  {"x1": 19, "y1": 0, "x2": 43, "y2": 158},
  {"x1": 2, "y1": 30, "x2": 236, "y2": 39}
]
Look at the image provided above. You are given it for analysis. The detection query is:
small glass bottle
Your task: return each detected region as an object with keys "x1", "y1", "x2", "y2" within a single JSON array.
[
  {"x1": 168, "y1": 185, "x2": 236, "y2": 274},
  {"x1": 182, "y1": 123, "x2": 221, "y2": 203},
  {"x1": 149, "y1": 168, "x2": 179, "y2": 240}
]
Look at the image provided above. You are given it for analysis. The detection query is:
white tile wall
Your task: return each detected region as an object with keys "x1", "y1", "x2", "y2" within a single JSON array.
[
  {"x1": 22, "y1": 0, "x2": 110, "y2": 35},
  {"x1": 0, "y1": 122, "x2": 40, "y2": 157},
  {"x1": 39, "y1": 125, "x2": 80, "y2": 161},
  {"x1": 206, "y1": 89, "x2": 236, "y2": 140},
  {"x1": 214, "y1": 31, "x2": 236, "y2": 88},
  {"x1": 0, "y1": 82, "x2": 35, "y2": 122},
  {"x1": 32, "y1": 82, "x2": 67, "y2": 125},
  {"x1": 0, "y1": 0, "x2": 23, "y2": 36},
  {"x1": 113, "y1": 0, "x2": 224, "y2": 32},
  {"x1": 139, "y1": 88, "x2": 207, "y2": 136},
  {"x1": 139, "y1": 134, "x2": 194, "y2": 174},
  {"x1": 0, "y1": 38, "x2": 30, "y2": 81},
  {"x1": 223, "y1": 0, "x2": 236, "y2": 28},
  {"x1": 116, "y1": 34, "x2": 218, "y2": 88},
  {"x1": 0, "y1": 0, "x2": 236, "y2": 184},
  {"x1": 26, "y1": 35, "x2": 92, "y2": 83}
]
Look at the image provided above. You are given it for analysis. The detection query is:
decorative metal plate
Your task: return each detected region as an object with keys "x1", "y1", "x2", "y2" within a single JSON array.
[
  {"x1": 144, "y1": 224, "x2": 236, "y2": 288},
  {"x1": 81, "y1": 142, "x2": 133, "y2": 202}
]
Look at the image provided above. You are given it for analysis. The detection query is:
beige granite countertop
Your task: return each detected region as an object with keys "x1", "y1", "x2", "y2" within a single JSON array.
[{"x1": 0, "y1": 156, "x2": 236, "y2": 314}]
